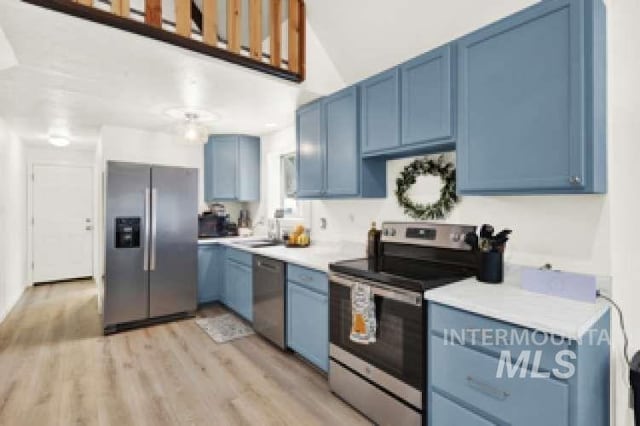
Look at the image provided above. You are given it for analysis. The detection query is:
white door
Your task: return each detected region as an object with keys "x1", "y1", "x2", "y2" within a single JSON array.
[{"x1": 32, "y1": 165, "x2": 94, "y2": 283}]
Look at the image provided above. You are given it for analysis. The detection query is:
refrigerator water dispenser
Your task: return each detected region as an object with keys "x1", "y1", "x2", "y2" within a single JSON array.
[{"x1": 115, "y1": 217, "x2": 141, "y2": 248}]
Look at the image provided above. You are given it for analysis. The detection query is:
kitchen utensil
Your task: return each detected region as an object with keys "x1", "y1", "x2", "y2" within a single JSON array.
[
  {"x1": 464, "y1": 232, "x2": 479, "y2": 250},
  {"x1": 479, "y1": 224, "x2": 494, "y2": 239},
  {"x1": 491, "y1": 229, "x2": 512, "y2": 252},
  {"x1": 478, "y1": 224, "x2": 495, "y2": 252}
]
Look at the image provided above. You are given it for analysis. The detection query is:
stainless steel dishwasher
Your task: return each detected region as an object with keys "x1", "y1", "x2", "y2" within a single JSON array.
[{"x1": 253, "y1": 255, "x2": 286, "y2": 349}]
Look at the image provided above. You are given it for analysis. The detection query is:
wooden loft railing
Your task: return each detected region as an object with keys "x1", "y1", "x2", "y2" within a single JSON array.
[{"x1": 22, "y1": 0, "x2": 306, "y2": 82}]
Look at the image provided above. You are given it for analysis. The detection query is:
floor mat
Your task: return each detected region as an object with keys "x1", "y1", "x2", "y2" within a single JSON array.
[{"x1": 195, "y1": 313, "x2": 255, "y2": 343}]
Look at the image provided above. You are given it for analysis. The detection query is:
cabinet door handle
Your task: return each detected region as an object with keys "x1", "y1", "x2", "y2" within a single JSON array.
[
  {"x1": 569, "y1": 176, "x2": 582, "y2": 185},
  {"x1": 257, "y1": 261, "x2": 278, "y2": 272},
  {"x1": 466, "y1": 376, "x2": 509, "y2": 401}
]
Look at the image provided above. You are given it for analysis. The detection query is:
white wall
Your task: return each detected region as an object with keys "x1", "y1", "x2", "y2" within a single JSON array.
[
  {"x1": 261, "y1": 128, "x2": 611, "y2": 276},
  {"x1": 100, "y1": 125, "x2": 207, "y2": 210},
  {"x1": 607, "y1": 0, "x2": 640, "y2": 423},
  {"x1": 248, "y1": 126, "x2": 312, "y2": 236},
  {"x1": 312, "y1": 153, "x2": 612, "y2": 275},
  {"x1": 0, "y1": 118, "x2": 28, "y2": 323}
]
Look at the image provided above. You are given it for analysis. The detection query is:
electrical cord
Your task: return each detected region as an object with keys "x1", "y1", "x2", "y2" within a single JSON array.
[{"x1": 597, "y1": 290, "x2": 631, "y2": 368}]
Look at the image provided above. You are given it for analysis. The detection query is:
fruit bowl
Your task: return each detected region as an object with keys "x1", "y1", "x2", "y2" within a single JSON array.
[
  {"x1": 284, "y1": 225, "x2": 310, "y2": 248},
  {"x1": 285, "y1": 241, "x2": 310, "y2": 248}
]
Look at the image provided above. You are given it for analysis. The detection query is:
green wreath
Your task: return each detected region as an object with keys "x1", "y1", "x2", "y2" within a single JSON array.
[{"x1": 395, "y1": 155, "x2": 458, "y2": 220}]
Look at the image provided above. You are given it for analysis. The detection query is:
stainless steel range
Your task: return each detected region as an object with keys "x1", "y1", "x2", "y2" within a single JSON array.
[{"x1": 328, "y1": 222, "x2": 477, "y2": 426}]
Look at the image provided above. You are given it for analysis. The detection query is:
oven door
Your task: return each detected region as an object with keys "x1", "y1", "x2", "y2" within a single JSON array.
[{"x1": 329, "y1": 274, "x2": 424, "y2": 401}]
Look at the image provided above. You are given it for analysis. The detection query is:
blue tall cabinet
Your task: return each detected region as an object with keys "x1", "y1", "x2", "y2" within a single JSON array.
[
  {"x1": 204, "y1": 135, "x2": 261, "y2": 202},
  {"x1": 456, "y1": 0, "x2": 607, "y2": 194},
  {"x1": 296, "y1": 86, "x2": 386, "y2": 199}
]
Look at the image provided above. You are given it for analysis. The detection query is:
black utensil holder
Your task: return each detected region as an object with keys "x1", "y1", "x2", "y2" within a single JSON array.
[{"x1": 477, "y1": 251, "x2": 504, "y2": 284}]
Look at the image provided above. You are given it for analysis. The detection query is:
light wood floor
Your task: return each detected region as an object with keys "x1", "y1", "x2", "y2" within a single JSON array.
[{"x1": 0, "y1": 280, "x2": 370, "y2": 426}]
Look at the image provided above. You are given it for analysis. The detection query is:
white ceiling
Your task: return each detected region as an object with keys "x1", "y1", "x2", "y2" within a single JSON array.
[
  {"x1": 0, "y1": 0, "x2": 316, "y2": 148},
  {"x1": 305, "y1": 0, "x2": 537, "y2": 84},
  {"x1": 0, "y1": 0, "x2": 539, "y2": 149}
]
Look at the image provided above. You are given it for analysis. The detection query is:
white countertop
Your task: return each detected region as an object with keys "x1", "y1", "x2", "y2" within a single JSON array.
[
  {"x1": 198, "y1": 237, "x2": 365, "y2": 273},
  {"x1": 424, "y1": 265, "x2": 610, "y2": 340}
]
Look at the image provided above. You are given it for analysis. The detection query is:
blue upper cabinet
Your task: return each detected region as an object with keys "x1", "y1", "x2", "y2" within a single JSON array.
[
  {"x1": 296, "y1": 87, "x2": 387, "y2": 199},
  {"x1": 204, "y1": 135, "x2": 261, "y2": 201},
  {"x1": 325, "y1": 87, "x2": 360, "y2": 197},
  {"x1": 205, "y1": 135, "x2": 237, "y2": 201},
  {"x1": 360, "y1": 68, "x2": 401, "y2": 155},
  {"x1": 456, "y1": 0, "x2": 607, "y2": 195},
  {"x1": 296, "y1": 100, "x2": 325, "y2": 198},
  {"x1": 401, "y1": 44, "x2": 455, "y2": 151},
  {"x1": 237, "y1": 136, "x2": 261, "y2": 201}
]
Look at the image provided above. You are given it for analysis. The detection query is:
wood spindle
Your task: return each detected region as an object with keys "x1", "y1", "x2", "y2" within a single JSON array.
[
  {"x1": 175, "y1": 0, "x2": 192, "y2": 37},
  {"x1": 227, "y1": 0, "x2": 241, "y2": 53},
  {"x1": 110, "y1": 0, "x2": 129, "y2": 17},
  {"x1": 202, "y1": 0, "x2": 218, "y2": 46},
  {"x1": 298, "y1": 0, "x2": 305, "y2": 79},
  {"x1": 120, "y1": 0, "x2": 130, "y2": 18},
  {"x1": 249, "y1": 0, "x2": 262, "y2": 61},
  {"x1": 270, "y1": 0, "x2": 282, "y2": 67},
  {"x1": 145, "y1": 0, "x2": 162, "y2": 28},
  {"x1": 288, "y1": 0, "x2": 300, "y2": 73}
]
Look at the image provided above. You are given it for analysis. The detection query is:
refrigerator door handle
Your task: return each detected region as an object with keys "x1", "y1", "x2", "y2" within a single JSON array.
[
  {"x1": 144, "y1": 188, "x2": 150, "y2": 271},
  {"x1": 150, "y1": 188, "x2": 157, "y2": 271}
]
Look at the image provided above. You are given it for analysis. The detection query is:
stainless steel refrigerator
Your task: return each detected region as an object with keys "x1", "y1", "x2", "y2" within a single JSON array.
[{"x1": 103, "y1": 161, "x2": 198, "y2": 333}]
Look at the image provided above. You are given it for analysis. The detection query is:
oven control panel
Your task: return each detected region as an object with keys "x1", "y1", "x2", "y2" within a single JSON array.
[{"x1": 381, "y1": 222, "x2": 476, "y2": 250}]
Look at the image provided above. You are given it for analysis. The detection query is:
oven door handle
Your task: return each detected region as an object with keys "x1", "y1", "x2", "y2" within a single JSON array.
[{"x1": 330, "y1": 274, "x2": 423, "y2": 307}]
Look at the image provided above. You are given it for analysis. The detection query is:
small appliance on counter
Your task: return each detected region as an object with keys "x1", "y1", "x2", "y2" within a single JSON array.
[
  {"x1": 328, "y1": 222, "x2": 477, "y2": 425},
  {"x1": 464, "y1": 224, "x2": 512, "y2": 284},
  {"x1": 198, "y1": 203, "x2": 239, "y2": 238}
]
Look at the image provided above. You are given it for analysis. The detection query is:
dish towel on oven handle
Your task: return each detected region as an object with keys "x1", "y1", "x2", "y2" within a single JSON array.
[{"x1": 350, "y1": 282, "x2": 377, "y2": 344}]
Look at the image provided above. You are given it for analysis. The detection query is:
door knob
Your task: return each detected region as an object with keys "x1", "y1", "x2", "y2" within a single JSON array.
[{"x1": 569, "y1": 176, "x2": 582, "y2": 185}]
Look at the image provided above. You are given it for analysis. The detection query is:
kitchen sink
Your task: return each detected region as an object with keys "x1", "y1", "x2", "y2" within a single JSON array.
[{"x1": 232, "y1": 239, "x2": 283, "y2": 248}]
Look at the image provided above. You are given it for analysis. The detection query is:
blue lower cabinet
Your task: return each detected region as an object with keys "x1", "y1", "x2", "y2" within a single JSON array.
[
  {"x1": 286, "y1": 268, "x2": 329, "y2": 372},
  {"x1": 427, "y1": 302, "x2": 610, "y2": 426},
  {"x1": 431, "y1": 392, "x2": 495, "y2": 426},
  {"x1": 223, "y1": 248, "x2": 253, "y2": 322},
  {"x1": 197, "y1": 244, "x2": 223, "y2": 304}
]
